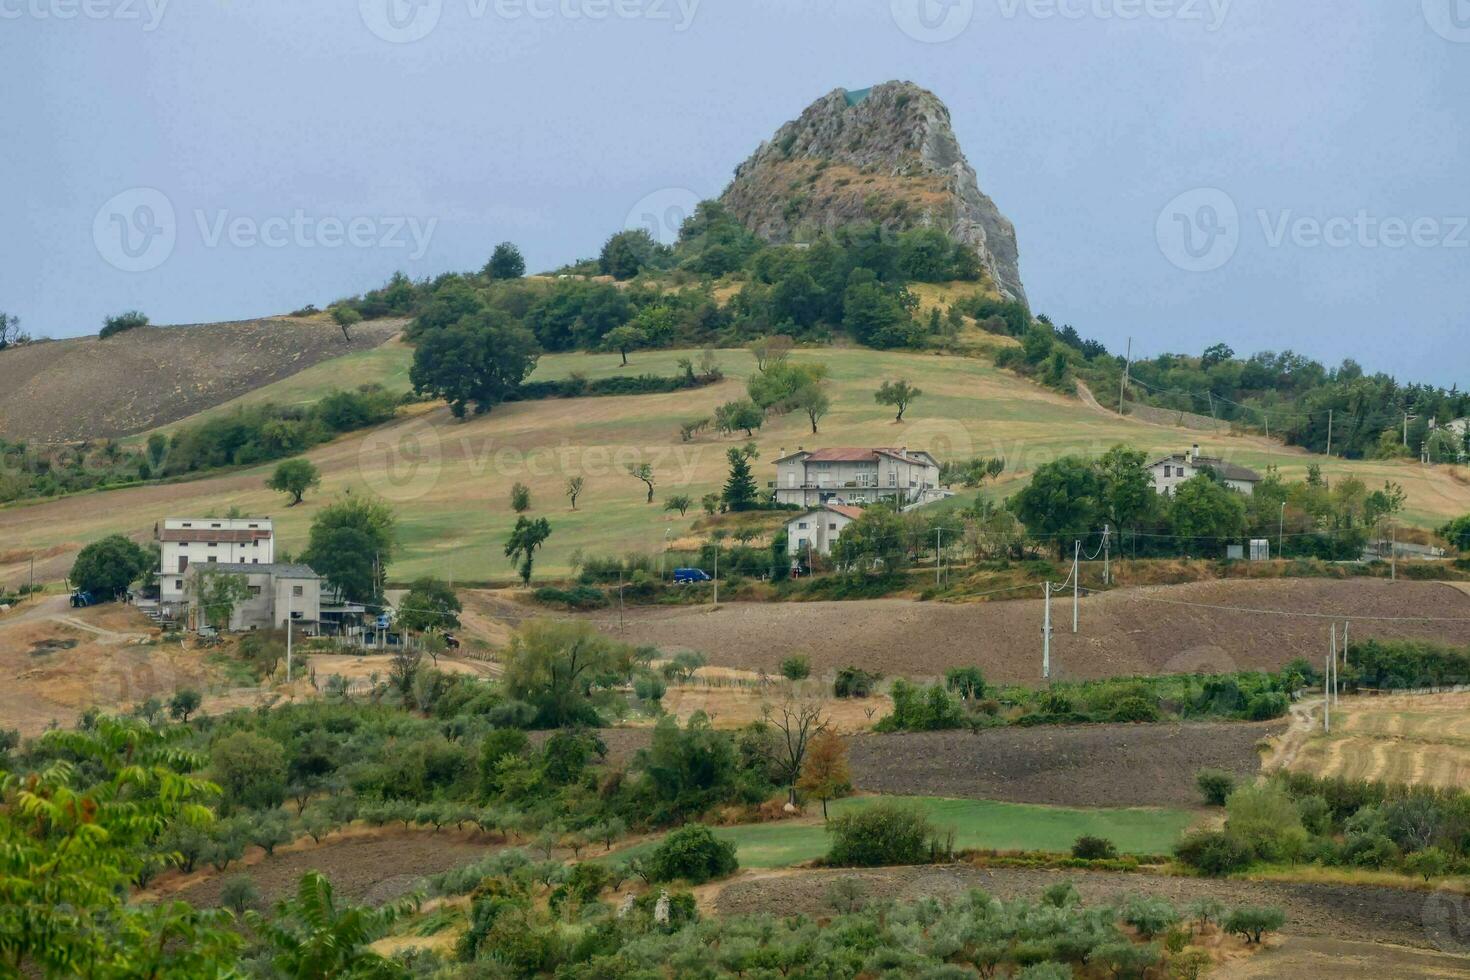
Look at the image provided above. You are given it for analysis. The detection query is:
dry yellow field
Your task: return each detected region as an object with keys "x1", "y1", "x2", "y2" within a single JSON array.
[{"x1": 1285, "y1": 692, "x2": 1470, "y2": 789}]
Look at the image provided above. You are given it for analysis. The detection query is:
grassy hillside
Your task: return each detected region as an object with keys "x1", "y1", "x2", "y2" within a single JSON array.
[{"x1": 3, "y1": 343, "x2": 1467, "y2": 588}]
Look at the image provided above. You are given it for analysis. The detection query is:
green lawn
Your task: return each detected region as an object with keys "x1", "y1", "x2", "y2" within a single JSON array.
[{"x1": 605, "y1": 796, "x2": 1194, "y2": 869}]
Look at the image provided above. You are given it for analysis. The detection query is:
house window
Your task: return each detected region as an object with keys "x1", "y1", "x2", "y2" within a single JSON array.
[
  {"x1": 174, "y1": 579, "x2": 183, "y2": 589},
  {"x1": 207, "y1": 557, "x2": 217, "y2": 563},
  {"x1": 210, "y1": 523, "x2": 221, "y2": 528},
  {"x1": 888, "y1": 472, "x2": 897, "y2": 487},
  {"x1": 249, "y1": 586, "x2": 262, "y2": 597},
  {"x1": 292, "y1": 585, "x2": 304, "y2": 597},
  {"x1": 797, "y1": 522, "x2": 808, "y2": 529}
]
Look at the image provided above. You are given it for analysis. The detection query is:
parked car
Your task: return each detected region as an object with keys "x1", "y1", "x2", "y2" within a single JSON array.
[{"x1": 672, "y1": 568, "x2": 712, "y2": 584}]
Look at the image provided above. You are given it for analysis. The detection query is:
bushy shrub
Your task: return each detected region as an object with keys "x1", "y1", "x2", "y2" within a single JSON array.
[
  {"x1": 876, "y1": 680, "x2": 967, "y2": 732},
  {"x1": 834, "y1": 666, "x2": 881, "y2": 698},
  {"x1": 1121, "y1": 896, "x2": 1180, "y2": 938},
  {"x1": 1109, "y1": 695, "x2": 1161, "y2": 723},
  {"x1": 1342, "y1": 832, "x2": 1399, "y2": 868},
  {"x1": 100, "y1": 310, "x2": 148, "y2": 339},
  {"x1": 1071, "y1": 835, "x2": 1118, "y2": 860},
  {"x1": 826, "y1": 802, "x2": 935, "y2": 867},
  {"x1": 1245, "y1": 691, "x2": 1289, "y2": 720},
  {"x1": 644, "y1": 824, "x2": 738, "y2": 884},
  {"x1": 1223, "y1": 905, "x2": 1285, "y2": 944},
  {"x1": 1174, "y1": 831, "x2": 1252, "y2": 876},
  {"x1": 780, "y1": 655, "x2": 811, "y2": 681},
  {"x1": 532, "y1": 585, "x2": 609, "y2": 610},
  {"x1": 1196, "y1": 769, "x2": 1236, "y2": 806}
]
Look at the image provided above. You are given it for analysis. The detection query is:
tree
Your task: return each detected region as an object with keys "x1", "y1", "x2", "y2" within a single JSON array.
[
  {"x1": 1223, "y1": 906, "x2": 1286, "y2": 944},
  {"x1": 627, "y1": 462, "x2": 656, "y2": 503},
  {"x1": 715, "y1": 399, "x2": 764, "y2": 437},
  {"x1": 875, "y1": 379, "x2": 922, "y2": 422},
  {"x1": 409, "y1": 311, "x2": 540, "y2": 418},
  {"x1": 843, "y1": 273, "x2": 919, "y2": 349},
  {"x1": 397, "y1": 576, "x2": 462, "y2": 634},
  {"x1": 503, "y1": 619, "x2": 630, "y2": 727},
  {"x1": 248, "y1": 871, "x2": 416, "y2": 979},
  {"x1": 602, "y1": 324, "x2": 644, "y2": 366},
  {"x1": 301, "y1": 495, "x2": 397, "y2": 603},
  {"x1": 1439, "y1": 514, "x2": 1470, "y2": 553},
  {"x1": 167, "y1": 688, "x2": 202, "y2": 723},
  {"x1": 266, "y1": 458, "x2": 321, "y2": 505},
  {"x1": 485, "y1": 241, "x2": 526, "y2": 280},
  {"x1": 565, "y1": 476, "x2": 584, "y2": 510},
  {"x1": 209, "y1": 731, "x2": 287, "y2": 813},
  {"x1": 511, "y1": 481, "x2": 532, "y2": 513},
  {"x1": 780, "y1": 655, "x2": 811, "y2": 681},
  {"x1": 722, "y1": 444, "x2": 759, "y2": 512},
  {"x1": 0, "y1": 719, "x2": 242, "y2": 976},
  {"x1": 664, "y1": 494, "x2": 692, "y2": 517},
  {"x1": 70, "y1": 534, "x2": 152, "y2": 599},
  {"x1": 599, "y1": 228, "x2": 667, "y2": 280},
  {"x1": 1095, "y1": 444, "x2": 1155, "y2": 531},
  {"x1": 798, "y1": 729, "x2": 851, "y2": 818},
  {"x1": 1008, "y1": 456, "x2": 1102, "y2": 558},
  {"x1": 826, "y1": 801, "x2": 934, "y2": 866},
  {"x1": 330, "y1": 305, "x2": 361, "y2": 342},
  {"x1": 1196, "y1": 769, "x2": 1236, "y2": 806},
  {"x1": 0, "y1": 311, "x2": 28, "y2": 350},
  {"x1": 764, "y1": 698, "x2": 828, "y2": 806},
  {"x1": 644, "y1": 824, "x2": 738, "y2": 884},
  {"x1": 219, "y1": 875, "x2": 261, "y2": 916},
  {"x1": 1170, "y1": 475, "x2": 1247, "y2": 551},
  {"x1": 99, "y1": 310, "x2": 148, "y2": 339},
  {"x1": 505, "y1": 516, "x2": 552, "y2": 584},
  {"x1": 792, "y1": 383, "x2": 831, "y2": 434}
]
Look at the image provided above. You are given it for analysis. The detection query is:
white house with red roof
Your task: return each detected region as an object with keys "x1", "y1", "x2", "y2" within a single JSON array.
[{"x1": 772, "y1": 446, "x2": 944, "y2": 508}]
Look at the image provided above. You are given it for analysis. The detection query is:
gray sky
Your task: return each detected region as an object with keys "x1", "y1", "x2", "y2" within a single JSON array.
[{"x1": 6, "y1": 0, "x2": 1467, "y2": 383}]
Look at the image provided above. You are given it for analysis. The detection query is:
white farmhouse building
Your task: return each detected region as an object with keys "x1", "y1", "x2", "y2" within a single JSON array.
[
  {"x1": 1147, "y1": 446, "x2": 1261, "y2": 496},
  {"x1": 785, "y1": 503, "x2": 863, "y2": 557},
  {"x1": 157, "y1": 517, "x2": 273, "y2": 618},
  {"x1": 182, "y1": 562, "x2": 322, "y2": 634},
  {"x1": 773, "y1": 447, "x2": 945, "y2": 508}
]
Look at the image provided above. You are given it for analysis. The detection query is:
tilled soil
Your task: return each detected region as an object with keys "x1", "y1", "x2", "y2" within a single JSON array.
[
  {"x1": 847, "y1": 721, "x2": 1281, "y2": 808},
  {"x1": 0, "y1": 316, "x2": 403, "y2": 442},
  {"x1": 164, "y1": 829, "x2": 497, "y2": 909},
  {"x1": 587, "y1": 579, "x2": 1470, "y2": 683},
  {"x1": 714, "y1": 865, "x2": 1456, "y2": 951}
]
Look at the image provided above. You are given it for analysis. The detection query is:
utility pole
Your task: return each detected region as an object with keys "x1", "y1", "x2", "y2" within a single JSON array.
[
  {"x1": 1404, "y1": 412, "x2": 1415, "y2": 449},
  {"x1": 1324, "y1": 650, "x2": 1331, "y2": 733},
  {"x1": 1117, "y1": 337, "x2": 1131, "y2": 415},
  {"x1": 1326, "y1": 409, "x2": 1334, "y2": 457},
  {"x1": 286, "y1": 588, "x2": 293, "y2": 684},
  {"x1": 712, "y1": 546, "x2": 719, "y2": 607},
  {"x1": 1042, "y1": 582, "x2": 1052, "y2": 680},
  {"x1": 1072, "y1": 540, "x2": 1080, "y2": 634},
  {"x1": 1331, "y1": 623, "x2": 1339, "y2": 706},
  {"x1": 617, "y1": 572, "x2": 625, "y2": 631},
  {"x1": 935, "y1": 527, "x2": 943, "y2": 588},
  {"x1": 1391, "y1": 525, "x2": 1397, "y2": 581},
  {"x1": 1278, "y1": 502, "x2": 1286, "y2": 560},
  {"x1": 1102, "y1": 524, "x2": 1111, "y2": 587}
]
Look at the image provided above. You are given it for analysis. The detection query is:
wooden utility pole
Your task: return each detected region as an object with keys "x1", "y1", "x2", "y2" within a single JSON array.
[
  {"x1": 1042, "y1": 583, "x2": 1052, "y2": 680},
  {"x1": 1117, "y1": 337, "x2": 1131, "y2": 415},
  {"x1": 1326, "y1": 409, "x2": 1334, "y2": 457}
]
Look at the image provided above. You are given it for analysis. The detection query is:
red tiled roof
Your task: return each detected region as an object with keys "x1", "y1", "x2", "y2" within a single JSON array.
[
  {"x1": 158, "y1": 529, "x2": 272, "y2": 544},
  {"x1": 801, "y1": 448, "x2": 881, "y2": 462},
  {"x1": 824, "y1": 504, "x2": 865, "y2": 520}
]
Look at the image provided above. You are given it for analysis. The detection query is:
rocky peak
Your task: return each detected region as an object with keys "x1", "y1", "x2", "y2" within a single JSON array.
[{"x1": 720, "y1": 81, "x2": 1026, "y2": 306}]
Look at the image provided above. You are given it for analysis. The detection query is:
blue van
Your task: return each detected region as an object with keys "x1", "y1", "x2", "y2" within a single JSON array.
[{"x1": 672, "y1": 568, "x2": 712, "y2": 584}]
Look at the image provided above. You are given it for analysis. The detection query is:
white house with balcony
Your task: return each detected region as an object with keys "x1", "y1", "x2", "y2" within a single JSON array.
[
  {"x1": 772, "y1": 447, "x2": 945, "y2": 508},
  {"x1": 156, "y1": 517, "x2": 273, "y2": 618},
  {"x1": 1147, "y1": 445, "x2": 1261, "y2": 496}
]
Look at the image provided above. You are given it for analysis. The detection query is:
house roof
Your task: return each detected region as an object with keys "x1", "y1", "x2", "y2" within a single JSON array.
[
  {"x1": 159, "y1": 528, "x2": 272, "y2": 544},
  {"x1": 191, "y1": 562, "x2": 320, "y2": 578},
  {"x1": 786, "y1": 503, "x2": 865, "y2": 524},
  {"x1": 776, "y1": 447, "x2": 935, "y2": 466},
  {"x1": 1149, "y1": 453, "x2": 1262, "y2": 483}
]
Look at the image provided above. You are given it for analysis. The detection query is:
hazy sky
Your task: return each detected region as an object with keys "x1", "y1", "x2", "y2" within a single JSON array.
[{"x1": 6, "y1": 0, "x2": 1467, "y2": 383}]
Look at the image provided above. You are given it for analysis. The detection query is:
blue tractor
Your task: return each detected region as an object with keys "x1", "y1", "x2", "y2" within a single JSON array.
[{"x1": 672, "y1": 568, "x2": 712, "y2": 584}]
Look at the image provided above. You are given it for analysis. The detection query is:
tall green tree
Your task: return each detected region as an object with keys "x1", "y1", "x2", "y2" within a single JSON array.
[
  {"x1": 505, "y1": 516, "x2": 552, "y2": 584},
  {"x1": 484, "y1": 241, "x2": 526, "y2": 279},
  {"x1": 301, "y1": 495, "x2": 397, "y2": 603},
  {"x1": 503, "y1": 620, "x2": 630, "y2": 727},
  {"x1": 599, "y1": 228, "x2": 668, "y2": 280},
  {"x1": 69, "y1": 534, "x2": 152, "y2": 599},
  {"x1": 265, "y1": 457, "x2": 321, "y2": 505},
  {"x1": 409, "y1": 311, "x2": 539, "y2": 418},
  {"x1": 875, "y1": 379, "x2": 922, "y2": 422},
  {"x1": 1095, "y1": 445, "x2": 1156, "y2": 531},
  {"x1": 722, "y1": 444, "x2": 759, "y2": 512},
  {"x1": 397, "y1": 576, "x2": 462, "y2": 634},
  {"x1": 196, "y1": 570, "x2": 250, "y2": 632},
  {"x1": 1008, "y1": 456, "x2": 1102, "y2": 557},
  {"x1": 1170, "y1": 475, "x2": 1248, "y2": 552}
]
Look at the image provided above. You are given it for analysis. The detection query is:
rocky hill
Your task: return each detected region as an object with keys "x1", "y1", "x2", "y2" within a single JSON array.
[
  {"x1": 0, "y1": 316, "x2": 403, "y2": 443},
  {"x1": 720, "y1": 81, "x2": 1026, "y2": 305}
]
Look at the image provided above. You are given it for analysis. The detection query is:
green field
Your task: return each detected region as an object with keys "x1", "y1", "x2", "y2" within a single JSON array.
[
  {"x1": 5, "y1": 341, "x2": 1465, "y2": 587},
  {"x1": 605, "y1": 796, "x2": 1194, "y2": 869}
]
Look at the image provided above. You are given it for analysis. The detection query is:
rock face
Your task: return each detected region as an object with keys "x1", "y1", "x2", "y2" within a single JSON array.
[{"x1": 720, "y1": 81, "x2": 1026, "y2": 306}]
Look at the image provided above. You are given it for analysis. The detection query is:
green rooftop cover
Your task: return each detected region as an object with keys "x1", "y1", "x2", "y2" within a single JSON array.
[{"x1": 842, "y1": 87, "x2": 872, "y2": 107}]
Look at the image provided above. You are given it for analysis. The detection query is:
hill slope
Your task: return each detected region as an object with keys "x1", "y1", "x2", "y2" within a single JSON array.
[
  {"x1": 0, "y1": 316, "x2": 404, "y2": 443},
  {"x1": 2, "y1": 343, "x2": 1465, "y2": 589}
]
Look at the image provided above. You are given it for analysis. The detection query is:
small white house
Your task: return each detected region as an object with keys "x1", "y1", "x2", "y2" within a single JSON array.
[
  {"x1": 157, "y1": 517, "x2": 274, "y2": 618},
  {"x1": 1147, "y1": 445, "x2": 1261, "y2": 496},
  {"x1": 785, "y1": 503, "x2": 864, "y2": 557}
]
